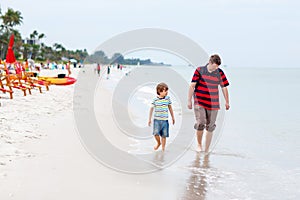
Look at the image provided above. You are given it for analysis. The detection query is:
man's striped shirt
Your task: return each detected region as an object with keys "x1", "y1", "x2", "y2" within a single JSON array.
[
  {"x1": 152, "y1": 96, "x2": 172, "y2": 120},
  {"x1": 192, "y1": 65, "x2": 229, "y2": 110}
]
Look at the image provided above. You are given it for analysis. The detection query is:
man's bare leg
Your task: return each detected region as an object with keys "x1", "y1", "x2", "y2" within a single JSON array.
[
  {"x1": 196, "y1": 130, "x2": 204, "y2": 151},
  {"x1": 154, "y1": 135, "x2": 161, "y2": 150},
  {"x1": 161, "y1": 137, "x2": 166, "y2": 151},
  {"x1": 205, "y1": 131, "x2": 213, "y2": 153}
]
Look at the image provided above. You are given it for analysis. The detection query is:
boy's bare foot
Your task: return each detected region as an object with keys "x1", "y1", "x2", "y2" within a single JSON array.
[
  {"x1": 196, "y1": 145, "x2": 202, "y2": 152},
  {"x1": 154, "y1": 143, "x2": 161, "y2": 150}
]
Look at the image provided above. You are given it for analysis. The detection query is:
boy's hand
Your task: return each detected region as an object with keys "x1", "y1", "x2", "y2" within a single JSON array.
[
  {"x1": 172, "y1": 118, "x2": 175, "y2": 125},
  {"x1": 148, "y1": 120, "x2": 151, "y2": 126}
]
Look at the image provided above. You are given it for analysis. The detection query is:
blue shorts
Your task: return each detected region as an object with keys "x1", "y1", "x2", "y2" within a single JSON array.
[{"x1": 153, "y1": 119, "x2": 169, "y2": 138}]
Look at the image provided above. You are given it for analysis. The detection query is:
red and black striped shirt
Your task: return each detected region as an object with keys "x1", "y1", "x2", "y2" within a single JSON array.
[{"x1": 191, "y1": 65, "x2": 229, "y2": 110}]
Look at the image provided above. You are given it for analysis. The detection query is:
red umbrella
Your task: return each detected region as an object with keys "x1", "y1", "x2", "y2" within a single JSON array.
[{"x1": 5, "y1": 34, "x2": 16, "y2": 63}]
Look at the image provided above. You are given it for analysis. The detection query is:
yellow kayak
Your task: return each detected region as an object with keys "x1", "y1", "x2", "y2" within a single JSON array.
[{"x1": 38, "y1": 76, "x2": 76, "y2": 85}]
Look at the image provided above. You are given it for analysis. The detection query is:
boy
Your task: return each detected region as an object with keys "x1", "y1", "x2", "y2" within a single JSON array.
[{"x1": 148, "y1": 82, "x2": 175, "y2": 151}]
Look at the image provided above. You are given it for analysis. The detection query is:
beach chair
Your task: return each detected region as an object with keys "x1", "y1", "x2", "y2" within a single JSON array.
[
  {"x1": 1, "y1": 62, "x2": 30, "y2": 96},
  {"x1": 5, "y1": 74, "x2": 31, "y2": 96},
  {"x1": 14, "y1": 62, "x2": 42, "y2": 93},
  {"x1": 24, "y1": 72, "x2": 50, "y2": 91},
  {"x1": 0, "y1": 76, "x2": 13, "y2": 99},
  {"x1": 21, "y1": 72, "x2": 42, "y2": 93}
]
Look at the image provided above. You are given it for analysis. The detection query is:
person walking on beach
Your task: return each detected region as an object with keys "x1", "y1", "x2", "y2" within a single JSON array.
[
  {"x1": 148, "y1": 83, "x2": 175, "y2": 151},
  {"x1": 97, "y1": 63, "x2": 101, "y2": 76},
  {"x1": 66, "y1": 61, "x2": 71, "y2": 77},
  {"x1": 106, "y1": 65, "x2": 111, "y2": 79},
  {"x1": 187, "y1": 54, "x2": 230, "y2": 153}
]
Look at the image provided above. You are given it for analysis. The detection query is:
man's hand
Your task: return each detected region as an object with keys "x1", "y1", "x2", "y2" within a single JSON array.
[
  {"x1": 187, "y1": 100, "x2": 193, "y2": 109},
  {"x1": 148, "y1": 120, "x2": 152, "y2": 126},
  {"x1": 225, "y1": 103, "x2": 230, "y2": 110}
]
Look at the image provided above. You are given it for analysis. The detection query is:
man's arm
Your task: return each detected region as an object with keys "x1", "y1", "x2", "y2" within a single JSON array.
[
  {"x1": 188, "y1": 82, "x2": 196, "y2": 109},
  {"x1": 221, "y1": 87, "x2": 230, "y2": 110}
]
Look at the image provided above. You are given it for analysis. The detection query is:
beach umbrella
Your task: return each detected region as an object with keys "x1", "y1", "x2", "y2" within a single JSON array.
[{"x1": 5, "y1": 34, "x2": 16, "y2": 64}]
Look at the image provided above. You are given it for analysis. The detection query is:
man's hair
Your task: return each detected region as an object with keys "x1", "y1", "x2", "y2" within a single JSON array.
[
  {"x1": 209, "y1": 54, "x2": 221, "y2": 65},
  {"x1": 156, "y1": 82, "x2": 168, "y2": 95}
]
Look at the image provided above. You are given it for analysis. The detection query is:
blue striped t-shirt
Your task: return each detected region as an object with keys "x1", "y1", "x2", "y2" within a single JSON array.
[{"x1": 152, "y1": 96, "x2": 172, "y2": 120}]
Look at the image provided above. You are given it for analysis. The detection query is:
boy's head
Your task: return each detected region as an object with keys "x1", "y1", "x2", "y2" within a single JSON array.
[{"x1": 156, "y1": 82, "x2": 168, "y2": 96}]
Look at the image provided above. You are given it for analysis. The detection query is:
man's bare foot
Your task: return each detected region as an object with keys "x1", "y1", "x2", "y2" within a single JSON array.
[
  {"x1": 196, "y1": 145, "x2": 202, "y2": 152},
  {"x1": 154, "y1": 143, "x2": 161, "y2": 150}
]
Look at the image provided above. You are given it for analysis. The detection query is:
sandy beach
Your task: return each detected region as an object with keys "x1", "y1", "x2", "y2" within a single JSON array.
[{"x1": 1, "y1": 66, "x2": 299, "y2": 199}]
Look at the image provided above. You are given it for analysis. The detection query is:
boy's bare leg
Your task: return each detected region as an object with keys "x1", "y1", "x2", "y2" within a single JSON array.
[
  {"x1": 204, "y1": 131, "x2": 213, "y2": 153},
  {"x1": 154, "y1": 135, "x2": 161, "y2": 150},
  {"x1": 161, "y1": 137, "x2": 166, "y2": 151},
  {"x1": 196, "y1": 130, "x2": 204, "y2": 151}
]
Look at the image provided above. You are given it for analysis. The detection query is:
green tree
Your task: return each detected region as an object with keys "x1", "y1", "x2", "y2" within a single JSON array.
[
  {"x1": 0, "y1": 7, "x2": 23, "y2": 59},
  {"x1": 0, "y1": 8, "x2": 23, "y2": 59},
  {"x1": 0, "y1": 8, "x2": 23, "y2": 31},
  {"x1": 25, "y1": 30, "x2": 46, "y2": 60},
  {"x1": 111, "y1": 53, "x2": 124, "y2": 64}
]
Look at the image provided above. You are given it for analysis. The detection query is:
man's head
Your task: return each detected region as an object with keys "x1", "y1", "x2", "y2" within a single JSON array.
[
  {"x1": 156, "y1": 82, "x2": 169, "y2": 96},
  {"x1": 208, "y1": 54, "x2": 221, "y2": 71}
]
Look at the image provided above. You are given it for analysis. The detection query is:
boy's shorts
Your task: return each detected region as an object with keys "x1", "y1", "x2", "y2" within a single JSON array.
[{"x1": 153, "y1": 119, "x2": 169, "y2": 137}]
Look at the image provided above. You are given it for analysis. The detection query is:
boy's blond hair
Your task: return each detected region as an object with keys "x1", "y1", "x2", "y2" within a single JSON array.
[{"x1": 156, "y1": 82, "x2": 168, "y2": 95}]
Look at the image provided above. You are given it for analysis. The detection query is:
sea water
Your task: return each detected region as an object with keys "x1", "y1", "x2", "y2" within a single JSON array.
[{"x1": 99, "y1": 66, "x2": 300, "y2": 199}]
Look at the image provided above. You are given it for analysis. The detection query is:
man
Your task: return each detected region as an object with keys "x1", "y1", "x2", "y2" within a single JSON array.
[{"x1": 187, "y1": 54, "x2": 230, "y2": 153}]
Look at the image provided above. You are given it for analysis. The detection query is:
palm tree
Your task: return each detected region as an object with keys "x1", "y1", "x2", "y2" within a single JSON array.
[
  {"x1": 0, "y1": 8, "x2": 23, "y2": 31},
  {"x1": 26, "y1": 30, "x2": 46, "y2": 60},
  {"x1": 0, "y1": 8, "x2": 23, "y2": 59}
]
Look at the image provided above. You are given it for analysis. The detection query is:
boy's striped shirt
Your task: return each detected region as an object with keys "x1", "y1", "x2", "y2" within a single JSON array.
[{"x1": 152, "y1": 96, "x2": 172, "y2": 120}]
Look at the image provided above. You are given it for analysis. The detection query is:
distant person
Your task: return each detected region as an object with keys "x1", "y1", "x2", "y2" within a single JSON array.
[
  {"x1": 187, "y1": 54, "x2": 230, "y2": 153},
  {"x1": 148, "y1": 83, "x2": 175, "y2": 151},
  {"x1": 25, "y1": 59, "x2": 29, "y2": 72},
  {"x1": 97, "y1": 63, "x2": 101, "y2": 76},
  {"x1": 106, "y1": 65, "x2": 111, "y2": 79},
  {"x1": 66, "y1": 61, "x2": 71, "y2": 77}
]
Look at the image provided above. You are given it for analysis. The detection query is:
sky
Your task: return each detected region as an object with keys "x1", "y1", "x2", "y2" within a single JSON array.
[{"x1": 1, "y1": 0, "x2": 300, "y2": 67}]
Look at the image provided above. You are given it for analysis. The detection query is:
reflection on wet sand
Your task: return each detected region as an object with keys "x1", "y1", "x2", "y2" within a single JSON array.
[
  {"x1": 182, "y1": 153, "x2": 210, "y2": 200},
  {"x1": 151, "y1": 151, "x2": 165, "y2": 169}
]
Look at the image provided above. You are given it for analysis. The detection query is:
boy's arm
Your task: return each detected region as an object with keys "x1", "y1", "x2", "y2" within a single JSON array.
[
  {"x1": 188, "y1": 82, "x2": 196, "y2": 109},
  {"x1": 168, "y1": 105, "x2": 175, "y2": 125},
  {"x1": 221, "y1": 87, "x2": 230, "y2": 110},
  {"x1": 148, "y1": 107, "x2": 154, "y2": 126}
]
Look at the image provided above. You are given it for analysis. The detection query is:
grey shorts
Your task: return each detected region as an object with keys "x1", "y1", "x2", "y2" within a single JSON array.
[{"x1": 194, "y1": 105, "x2": 218, "y2": 132}]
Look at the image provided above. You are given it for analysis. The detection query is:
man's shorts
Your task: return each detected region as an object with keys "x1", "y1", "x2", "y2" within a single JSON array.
[
  {"x1": 194, "y1": 105, "x2": 218, "y2": 132},
  {"x1": 153, "y1": 119, "x2": 169, "y2": 137}
]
